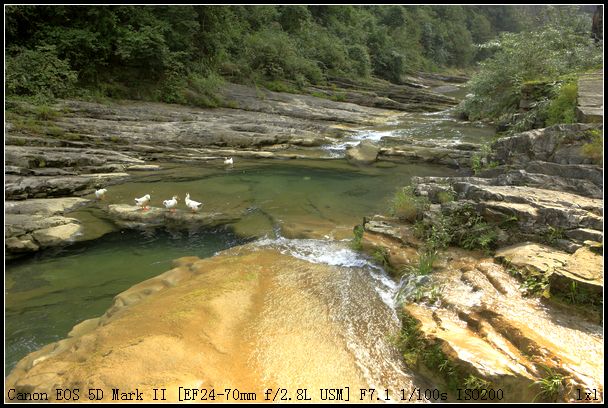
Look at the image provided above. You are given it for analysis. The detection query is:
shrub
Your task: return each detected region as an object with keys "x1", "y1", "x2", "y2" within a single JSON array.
[
  {"x1": 545, "y1": 82, "x2": 578, "y2": 125},
  {"x1": 351, "y1": 225, "x2": 364, "y2": 250},
  {"x1": 241, "y1": 27, "x2": 322, "y2": 84},
  {"x1": 347, "y1": 44, "x2": 372, "y2": 78},
  {"x1": 415, "y1": 204, "x2": 499, "y2": 253},
  {"x1": 436, "y1": 191, "x2": 455, "y2": 204},
  {"x1": 531, "y1": 365, "x2": 566, "y2": 402},
  {"x1": 581, "y1": 129, "x2": 603, "y2": 165},
  {"x1": 459, "y1": 9, "x2": 602, "y2": 124},
  {"x1": 6, "y1": 45, "x2": 78, "y2": 99},
  {"x1": 389, "y1": 186, "x2": 430, "y2": 222}
]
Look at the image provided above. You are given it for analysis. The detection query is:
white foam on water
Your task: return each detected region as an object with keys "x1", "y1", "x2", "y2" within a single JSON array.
[{"x1": 254, "y1": 236, "x2": 399, "y2": 308}]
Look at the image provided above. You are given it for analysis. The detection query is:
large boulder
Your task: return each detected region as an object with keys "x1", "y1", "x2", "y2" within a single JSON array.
[{"x1": 345, "y1": 140, "x2": 379, "y2": 165}]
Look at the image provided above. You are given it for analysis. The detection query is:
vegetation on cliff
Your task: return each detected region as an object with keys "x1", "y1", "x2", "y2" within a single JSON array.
[{"x1": 458, "y1": 6, "x2": 602, "y2": 132}]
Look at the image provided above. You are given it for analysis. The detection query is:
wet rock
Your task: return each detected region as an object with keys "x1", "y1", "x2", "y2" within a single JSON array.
[
  {"x1": 345, "y1": 140, "x2": 379, "y2": 165},
  {"x1": 362, "y1": 214, "x2": 422, "y2": 248},
  {"x1": 5, "y1": 214, "x2": 82, "y2": 259},
  {"x1": 6, "y1": 247, "x2": 380, "y2": 402},
  {"x1": 107, "y1": 204, "x2": 242, "y2": 229},
  {"x1": 126, "y1": 164, "x2": 161, "y2": 171}
]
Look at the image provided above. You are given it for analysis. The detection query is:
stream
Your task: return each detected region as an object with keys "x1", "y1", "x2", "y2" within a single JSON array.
[{"x1": 5, "y1": 92, "x2": 497, "y2": 391}]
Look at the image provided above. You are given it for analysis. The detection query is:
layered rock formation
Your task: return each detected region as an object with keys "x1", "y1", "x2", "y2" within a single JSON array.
[{"x1": 357, "y1": 122, "x2": 604, "y2": 402}]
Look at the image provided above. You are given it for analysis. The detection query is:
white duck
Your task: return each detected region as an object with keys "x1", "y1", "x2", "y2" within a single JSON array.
[
  {"x1": 163, "y1": 195, "x2": 179, "y2": 212},
  {"x1": 95, "y1": 188, "x2": 107, "y2": 200},
  {"x1": 185, "y1": 193, "x2": 203, "y2": 213},
  {"x1": 224, "y1": 157, "x2": 234, "y2": 165},
  {"x1": 135, "y1": 194, "x2": 151, "y2": 211}
]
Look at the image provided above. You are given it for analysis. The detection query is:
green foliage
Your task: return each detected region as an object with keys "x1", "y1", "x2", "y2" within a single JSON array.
[
  {"x1": 460, "y1": 6, "x2": 602, "y2": 124},
  {"x1": 35, "y1": 104, "x2": 60, "y2": 121},
  {"x1": 372, "y1": 247, "x2": 392, "y2": 271},
  {"x1": 6, "y1": 45, "x2": 78, "y2": 98},
  {"x1": 470, "y1": 143, "x2": 499, "y2": 175},
  {"x1": 262, "y1": 80, "x2": 301, "y2": 94},
  {"x1": 581, "y1": 129, "x2": 603, "y2": 165},
  {"x1": 520, "y1": 273, "x2": 550, "y2": 297},
  {"x1": 6, "y1": 5, "x2": 597, "y2": 107},
  {"x1": 415, "y1": 204, "x2": 499, "y2": 253},
  {"x1": 389, "y1": 186, "x2": 430, "y2": 222},
  {"x1": 436, "y1": 191, "x2": 454, "y2": 204},
  {"x1": 351, "y1": 224, "x2": 364, "y2": 251},
  {"x1": 401, "y1": 249, "x2": 437, "y2": 277},
  {"x1": 563, "y1": 281, "x2": 598, "y2": 306},
  {"x1": 543, "y1": 226, "x2": 565, "y2": 245},
  {"x1": 463, "y1": 374, "x2": 492, "y2": 390},
  {"x1": 546, "y1": 82, "x2": 578, "y2": 125},
  {"x1": 531, "y1": 365, "x2": 566, "y2": 402}
]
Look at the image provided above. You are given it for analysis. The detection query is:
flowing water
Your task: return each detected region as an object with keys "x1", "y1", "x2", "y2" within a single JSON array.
[{"x1": 5, "y1": 99, "x2": 496, "y2": 392}]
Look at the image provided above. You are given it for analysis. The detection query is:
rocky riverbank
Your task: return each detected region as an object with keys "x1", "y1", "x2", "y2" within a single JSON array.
[
  {"x1": 357, "y1": 122, "x2": 604, "y2": 402},
  {"x1": 5, "y1": 76, "x2": 461, "y2": 259}
]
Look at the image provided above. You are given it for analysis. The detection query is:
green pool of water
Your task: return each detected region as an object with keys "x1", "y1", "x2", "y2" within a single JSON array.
[{"x1": 5, "y1": 158, "x2": 460, "y2": 374}]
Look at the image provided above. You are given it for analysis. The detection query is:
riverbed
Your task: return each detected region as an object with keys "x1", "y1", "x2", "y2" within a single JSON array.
[{"x1": 5, "y1": 99, "x2": 496, "y2": 387}]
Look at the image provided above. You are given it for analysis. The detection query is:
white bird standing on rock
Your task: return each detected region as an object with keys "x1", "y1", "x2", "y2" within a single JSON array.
[
  {"x1": 95, "y1": 188, "x2": 107, "y2": 200},
  {"x1": 135, "y1": 194, "x2": 151, "y2": 211},
  {"x1": 185, "y1": 193, "x2": 203, "y2": 213},
  {"x1": 163, "y1": 195, "x2": 179, "y2": 212},
  {"x1": 224, "y1": 157, "x2": 234, "y2": 165}
]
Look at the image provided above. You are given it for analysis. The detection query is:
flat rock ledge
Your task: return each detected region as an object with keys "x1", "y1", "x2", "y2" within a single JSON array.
[
  {"x1": 107, "y1": 204, "x2": 242, "y2": 229},
  {"x1": 5, "y1": 197, "x2": 91, "y2": 259}
]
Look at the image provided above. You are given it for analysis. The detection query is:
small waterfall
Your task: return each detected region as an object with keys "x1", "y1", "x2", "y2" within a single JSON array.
[{"x1": 253, "y1": 236, "x2": 422, "y2": 398}]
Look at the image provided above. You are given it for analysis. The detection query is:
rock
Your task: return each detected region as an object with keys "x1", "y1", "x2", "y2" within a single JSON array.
[
  {"x1": 549, "y1": 246, "x2": 603, "y2": 297},
  {"x1": 492, "y1": 124, "x2": 603, "y2": 166},
  {"x1": 5, "y1": 173, "x2": 130, "y2": 200},
  {"x1": 450, "y1": 183, "x2": 603, "y2": 232},
  {"x1": 126, "y1": 164, "x2": 161, "y2": 171},
  {"x1": 380, "y1": 145, "x2": 474, "y2": 168},
  {"x1": 107, "y1": 204, "x2": 242, "y2": 229},
  {"x1": 399, "y1": 249, "x2": 603, "y2": 402},
  {"x1": 5, "y1": 236, "x2": 40, "y2": 253},
  {"x1": 565, "y1": 228, "x2": 603, "y2": 243},
  {"x1": 495, "y1": 243, "x2": 603, "y2": 301},
  {"x1": 5, "y1": 214, "x2": 82, "y2": 258},
  {"x1": 6, "y1": 246, "x2": 395, "y2": 402},
  {"x1": 493, "y1": 169, "x2": 602, "y2": 199},
  {"x1": 495, "y1": 242, "x2": 570, "y2": 275},
  {"x1": 523, "y1": 161, "x2": 603, "y2": 188},
  {"x1": 345, "y1": 140, "x2": 379, "y2": 165},
  {"x1": 363, "y1": 214, "x2": 422, "y2": 248},
  {"x1": 576, "y1": 72, "x2": 603, "y2": 123},
  {"x1": 5, "y1": 197, "x2": 89, "y2": 215},
  {"x1": 31, "y1": 223, "x2": 82, "y2": 247}
]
